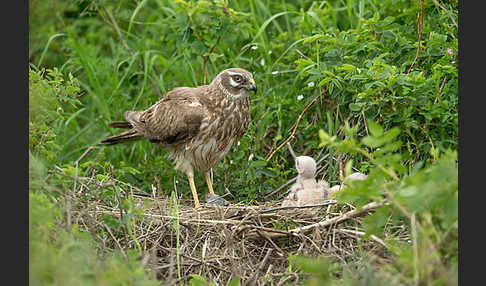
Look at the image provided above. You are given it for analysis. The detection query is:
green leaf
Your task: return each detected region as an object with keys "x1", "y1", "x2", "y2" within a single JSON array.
[
  {"x1": 382, "y1": 127, "x2": 401, "y2": 142},
  {"x1": 398, "y1": 186, "x2": 418, "y2": 197},
  {"x1": 367, "y1": 120, "x2": 384, "y2": 137},
  {"x1": 319, "y1": 129, "x2": 330, "y2": 146},
  {"x1": 362, "y1": 205, "x2": 389, "y2": 236},
  {"x1": 250, "y1": 160, "x2": 267, "y2": 168},
  {"x1": 374, "y1": 141, "x2": 403, "y2": 156},
  {"x1": 227, "y1": 277, "x2": 241, "y2": 286},
  {"x1": 411, "y1": 161, "x2": 424, "y2": 175},
  {"x1": 288, "y1": 254, "x2": 340, "y2": 282},
  {"x1": 362, "y1": 136, "x2": 384, "y2": 148},
  {"x1": 302, "y1": 34, "x2": 324, "y2": 44},
  {"x1": 337, "y1": 63, "x2": 356, "y2": 72},
  {"x1": 344, "y1": 159, "x2": 353, "y2": 178},
  {"x1": 294, "y1": 58, "x2": 315, "y2": 70},
  {"x1": 189, "y1": 274, "x2": 217, "y2": 286},
  {"x1": 349, "y1": 102, "x2": 363, "y2": 112}
]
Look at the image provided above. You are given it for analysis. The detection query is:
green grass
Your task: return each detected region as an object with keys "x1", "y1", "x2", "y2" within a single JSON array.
[{"x1": 29, "y1": 0, "x2": 458, "y2": 285}]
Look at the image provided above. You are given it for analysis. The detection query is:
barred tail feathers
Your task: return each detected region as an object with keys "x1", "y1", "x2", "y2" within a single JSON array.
[
  {"x1": 108, "y1": 121, "x2": 132, "y2": 129},
  {"x1": 102, "y1": 111, "x2": 144, "y2": 145},
  {"x1": 100, "y1": 129, "x2": 143, "y2": 145}
]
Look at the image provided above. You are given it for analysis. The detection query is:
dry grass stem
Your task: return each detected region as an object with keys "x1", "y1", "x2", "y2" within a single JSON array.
[
  {"x1": 265, "y1": 85, "x2": 329, "y2": 161},
  {"x1": 56, "y1": 168, "x2": 400, "y2": 285}
]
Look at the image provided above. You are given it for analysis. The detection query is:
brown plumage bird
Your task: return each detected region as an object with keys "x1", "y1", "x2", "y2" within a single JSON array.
[{"x1": 101, "y1": 68, "x2": 257, "y2": 208}]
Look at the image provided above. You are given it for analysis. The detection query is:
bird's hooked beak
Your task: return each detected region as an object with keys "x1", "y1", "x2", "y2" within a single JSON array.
[{"x1": 248, "y1": 78, "x2": 257, "y2": 93}]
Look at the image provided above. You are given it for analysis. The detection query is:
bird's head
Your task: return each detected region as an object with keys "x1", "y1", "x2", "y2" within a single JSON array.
[
  {"x1": 213, "y1": 68, "x2": 257, "y2": 98},
  {"x1": 295, "y1": 156, "x2": 317, "y2": 179}
]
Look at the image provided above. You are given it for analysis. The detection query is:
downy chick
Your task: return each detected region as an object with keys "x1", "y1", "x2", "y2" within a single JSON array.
[
  {"x1": 327, "y1": 172, "x2": 368, "y2": 196},
  {"x1": 281, "y1": 156, "x2": 329, "y2": 207}
]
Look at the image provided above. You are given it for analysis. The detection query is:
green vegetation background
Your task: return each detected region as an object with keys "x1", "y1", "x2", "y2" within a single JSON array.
[{"x1": 29, "y1": 0, "x2": 457, "y2": 285}]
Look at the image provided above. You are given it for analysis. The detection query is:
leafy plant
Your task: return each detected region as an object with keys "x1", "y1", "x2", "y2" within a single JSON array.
[
  {"x1": 29, "y1": 191, "x2": 160, "y2": 286},
  {"x1": 288, "y1": 122, "x2": 458, "y2": 285},
  {"x1": 29, "y1": 67, "x2": 159, "y2": 286},
  {"x1": 29, "y1": 0, "x2": 458, "y2": 285}
]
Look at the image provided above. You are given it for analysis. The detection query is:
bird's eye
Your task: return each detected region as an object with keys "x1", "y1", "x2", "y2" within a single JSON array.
[{"x1": 233, "y1": 75, "x2": 242, "y2": 82}]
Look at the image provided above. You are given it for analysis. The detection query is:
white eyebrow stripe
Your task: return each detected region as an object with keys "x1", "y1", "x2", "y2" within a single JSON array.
[{"x1": 226, "y1": 71, "x2": 241, "y2": 76}]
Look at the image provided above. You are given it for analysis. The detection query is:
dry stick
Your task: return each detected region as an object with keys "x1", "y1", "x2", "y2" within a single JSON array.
[
  {"x1": 202, "y1": 36, "x2": 221, "y2": 85},
  {"x1": 73, "y1": 146, "x2": 99, "y2": 166},
  {"x1": 260, "y1": 201, "x2": 385, "y2": 239},
  {"x1": 361, "y1": 110, "x2": 369, "y2": 136},
  {"x1": 181, "y1": 255, "x2": 232, "y2": 274},
  {"x1": 53, "y1": 171, "x2": 142, "y2": 198},
  {"x1": 258, "y1": 232, "x2": 284, "y2": 255},
  {"x1": 434, "y1": 54, "x2": 457, "y2": 104},
  {"x1": 106, "y1": 182, "x2": 124, "y2": 222},
  {"x1": 238, "y1": 225, "x2": 297, "y2": 237},
  {"x1": 259, "y1": 248, "x2": 274, "y2": 271},
  {"x1": 276, "y1": 274, "x2": 298, "y2": 286},
  {"x1": 112, "y1": 177, "x2": 145, "y2": 194},
  {"x1": 142, "y1": 214, "x2": 241, "y2": 225},
  {"x1": 105, "y1": 8, "x2": 133, "y2": 57},
  {"x1": 434, "y1": 76, "x2": 448, "y2": 105},
  {"x1": 103, "y1": 222, "x2": 128, "y2": 259},
  {"x1": 431, "y1": 0, "x2": 458, "y2": 29},
  {"x1": 248, "y1": 248, "x2": 273, "y2": 286},
  {"x1": 266, "y1": 177, "x2": 298, "y2": 198},
  {"x1": 103, "y1": 8, "x2": 163, "y2": 98},
  {"x1": 106, "y1": 163, "x2": 126, "y2": 222},
  {"x1": 139, "y1": 251, "x2": 152, "y2": 269},
  {"x1": 65, "y1": 192, "x2": 72, "y2": 234},
  {"x1": 338, "y1": 158, "x2": 344, "y2": 180},
  {"x1": 260, "y1": 200, "x2": 337, "y2": 214},
  {"x1": 411, "y1": 213, "x2": 420, "y2": 286},
  {"x1": 336, "y1": 228, "x2": 387, "y2": 248},
  {"x1": 300, "y1": 232, "x2": 324, "y2": 254},
  {"x1": 265, "y1": 85, "x2": 329, "y2": 161},
  {"x1": 407, "y1": 0, "x2": 423, "y2": 74},
  {"x1": 154, "y1": 175, "x2": 163, "y2": 197}
]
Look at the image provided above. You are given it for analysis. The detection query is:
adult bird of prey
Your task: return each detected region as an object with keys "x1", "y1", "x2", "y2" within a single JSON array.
[{"x1": 100, "y1": 68, "x2": 257, "y2": 208}]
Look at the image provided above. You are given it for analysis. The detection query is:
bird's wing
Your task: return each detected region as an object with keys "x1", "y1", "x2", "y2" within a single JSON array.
[
  {"x1": 317, "y1": 179, "x2": 330, "y2": 190},
  {"x1": 126, "y1": 87, "x2": 209, "y2": 146}
]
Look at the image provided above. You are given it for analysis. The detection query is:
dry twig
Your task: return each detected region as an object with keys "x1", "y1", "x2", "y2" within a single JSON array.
[
  {"x1": 102, "y1": 8, "x2": 163, "y2": 98},
  {"x1": 265, "y1": 85, "x2": 330, "y2": 161},
  {"x1": 61, "y1": 169, "x2": 396, "y2": 286},
  {"x1": 431, "y1": 0, "x2": 457, "y2": 29},
  {"x1": 407, "y1": 0, "x2": 424, "y2": 74},
  {"x1": 260, "y1": 201, "x2": 386, "y2": 239},
  {"x1": 73, "y1": 146, "x2": 99, "y2": 166}
]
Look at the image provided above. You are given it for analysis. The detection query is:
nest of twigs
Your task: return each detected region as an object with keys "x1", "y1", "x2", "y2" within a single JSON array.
[{"x1": 64, "y1": 171, "x2": 396, "y2": 286}]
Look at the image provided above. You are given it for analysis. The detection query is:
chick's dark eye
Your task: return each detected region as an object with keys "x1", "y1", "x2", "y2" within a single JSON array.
[{"x1": 233, "y1": 75, "x2": 242, "y2": 82}]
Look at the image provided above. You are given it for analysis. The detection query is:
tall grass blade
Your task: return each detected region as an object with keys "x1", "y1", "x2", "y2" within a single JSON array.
[{"x1": 37, "y1": 33, "x2": 65, "y2": 67}]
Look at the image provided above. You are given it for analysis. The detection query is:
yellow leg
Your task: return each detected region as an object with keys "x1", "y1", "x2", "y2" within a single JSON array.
[
  {"x1": 187, "y1": 175, "x2": 201, "y2": 209},
  {"x1": 204, "y1": 172, "x2": 215, "y2": 195}
]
